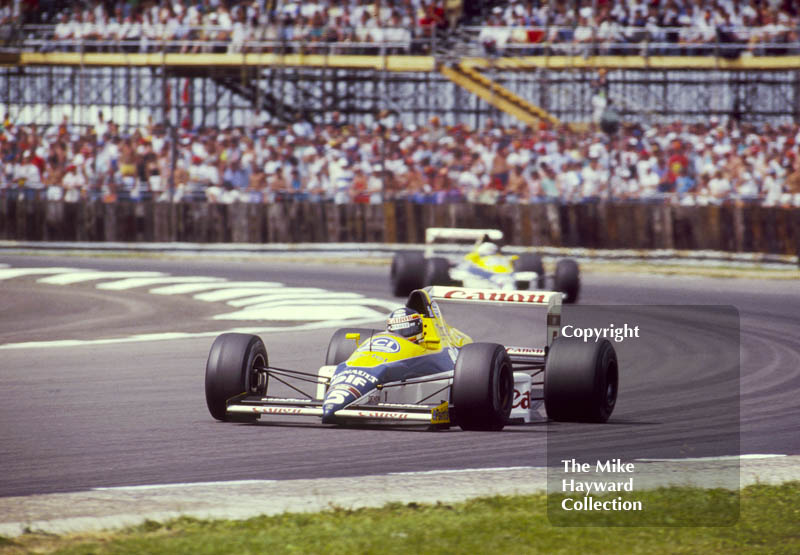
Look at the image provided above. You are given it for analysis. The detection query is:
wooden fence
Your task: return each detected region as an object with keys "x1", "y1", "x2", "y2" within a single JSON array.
[{"x1": 1, "y1": 198, "x2": 798, "y2": 254}]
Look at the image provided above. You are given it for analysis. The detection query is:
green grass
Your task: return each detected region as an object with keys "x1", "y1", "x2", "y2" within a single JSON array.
[{"x1": 2, "y1": 483, "x2": 799, "y2": 554}]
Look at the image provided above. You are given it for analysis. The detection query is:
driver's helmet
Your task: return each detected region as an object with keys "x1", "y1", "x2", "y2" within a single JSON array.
[
  {"x1": 386, "y1": 307, "x2": 424, "y2": 343},
  {"x1": 477, "y1": 241, "x2": 498, "y2": 257}
]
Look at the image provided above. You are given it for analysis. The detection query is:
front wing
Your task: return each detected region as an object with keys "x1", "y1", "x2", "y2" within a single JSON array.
[
  {"x1": 225, "y1": 369, "x2": 455, "y2": 425},
  {"x1": 227, "y1": 396, "x2": 444, "y2": 423}
]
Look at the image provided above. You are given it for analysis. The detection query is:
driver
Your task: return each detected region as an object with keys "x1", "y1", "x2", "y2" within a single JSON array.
[
  {"x1": 476, "y1": 241, "x2": 499, "y2": 257},
  {"x1": 386, "y1": 307, "x2": 424, "y2": 343}
]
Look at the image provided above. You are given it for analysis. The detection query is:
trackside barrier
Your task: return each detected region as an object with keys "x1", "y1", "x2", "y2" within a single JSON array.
[{"x1": 0, "y1": 198, "x2": 797, "y2": 255}]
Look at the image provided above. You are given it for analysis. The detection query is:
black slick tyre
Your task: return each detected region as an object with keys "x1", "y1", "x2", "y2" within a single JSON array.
[
  {"x1": 325, "y1": 328, "x2": 382, "y2": 366},
  {"x1": 544, "y1": 338, "x2": 618, "y2": 423},
  {"x1": 514, "y1": 253, "x2": 545, "y2": 289},
  {"x1": 424, "y1": 257, "x2": 452, "y2": 286},
  {"x1": 205, "y1": 333, "x2": 268, "y2": 422},
  {"x1": 390, "y1": 251, "x2": 425, "y2": 297},
  {"x1": 554, "y1": 258, "x2": 580, "y2": 303},
  {"x1": 451, "y1": 343, "x2": 514, "y2": 431}
]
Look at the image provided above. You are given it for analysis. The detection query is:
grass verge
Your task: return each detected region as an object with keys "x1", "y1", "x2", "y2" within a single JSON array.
[{"x1": 1, "y1": 482, "x2": 798, "y2": 554}]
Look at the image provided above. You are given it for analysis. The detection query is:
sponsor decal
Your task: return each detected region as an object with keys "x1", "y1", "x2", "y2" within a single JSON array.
[
  {"x1": 431, "y1": 401, "x2": 450, "y2": 424},
  {"x1": 356, "y1": 336, "x2": 401, "y2": 354},
  {"x1": 257, "y1": 407, "x2": 304, "y2": 415},
  {"x1": 388, "y1": 314, "x2": 420, "y2": 324},
  {"x1": 512, "y1": 389, "x2": 531, "y2": 410},
  {"x1": 430, "y1": 301, "x2": 442, "y2": 318},
  {"x1": 442, "y1": 290, "x2": 548, "y2": 304},
  {"x1": 259, "y1": 397, "x2": 314, "y2": 403},
  {"x1": 331, "y1": 384, "x2": 362, "y2": 398},
  {"x1": 380, "y1": 403, "x2": 436, "y2": 409},
  {"x1": 506, "y1": 346, "x2": 546, "y2": 356},
  {"x1": 325, "y1": 383, "x2": 362, "y2": 405},
  {"x1": 331, "y1": 368, "x2": 379, "y2": 386},
  {"x1": 357, "y1": 411, "x2": 409, "y2": 420}
]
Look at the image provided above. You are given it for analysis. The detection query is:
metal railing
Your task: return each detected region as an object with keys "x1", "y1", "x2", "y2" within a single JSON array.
[{"x1": 5, "y1": 23, "x2": 800, "y2": 58}]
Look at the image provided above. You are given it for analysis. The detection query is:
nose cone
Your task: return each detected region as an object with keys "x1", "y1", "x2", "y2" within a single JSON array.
[
  {"x1": 321, "y1": 403, "x2": 339, "y2": 424},
  {"x1": 321, "y1": 384, "x2": 360, "y2": 424}
]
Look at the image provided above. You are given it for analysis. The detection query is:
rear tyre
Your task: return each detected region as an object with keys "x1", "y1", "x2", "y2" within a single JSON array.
[
  {"x1": 205, "y1": 333, "x2": 268, "y2": 422},
  {"x1": 424, "y1": 257, "x2": 452, "y2": 286},
  {"x1": 514, "y1": 253, "x2": 545, "y2": 289},
  {"x1": 325, "y1": 328, "x2": 383, "y2": 366},
  {"x1": 390, "y1": 251, "x2": 425, "y2": 297},
  {"x1": 554, "y1": 258, "x2": 580, "y2": 303},
  {"x1": 544, "y1": 338, "x2": 618, "y2": 423},
  {"x1": 452, "y1": 343, "x2": 514, "y2": 431}
]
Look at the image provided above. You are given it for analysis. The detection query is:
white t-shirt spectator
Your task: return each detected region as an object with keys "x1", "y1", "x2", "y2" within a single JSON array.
[
  {"x1": 581, "y1": 161, "x2": 608, "y2": 198},
  {"x1": 639, "y1": 166, "x2": 661, "y2": 196},
  {"x1": 63, "y1": 169, "x2": 86, "y2": 201},
  {"x1": 762, "y1": 173, "x2": 784, "y2": 205},
  {"x1": 708, "y1": 173, "x2": 731, "y2": 200},
  {"x1": 15, "y1": 161, "x2": 42, "y2": 189},
  {"x1": 54, "y1": 17, "x2": 73, "y2": 41}
]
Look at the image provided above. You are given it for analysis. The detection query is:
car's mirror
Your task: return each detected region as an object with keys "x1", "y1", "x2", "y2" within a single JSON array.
[{"x1": 345, "y1": 332, "x2": 361, "y2": 342}]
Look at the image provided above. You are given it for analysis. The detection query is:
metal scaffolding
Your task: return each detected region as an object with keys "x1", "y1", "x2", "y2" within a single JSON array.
[{"x1": 1, "y1": 61, "x2": 799, "y2": 131}]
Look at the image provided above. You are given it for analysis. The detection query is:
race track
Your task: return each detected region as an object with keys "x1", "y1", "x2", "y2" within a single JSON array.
[{"x1": 1, "y1": 253, "x2": 799, "y2": 499}]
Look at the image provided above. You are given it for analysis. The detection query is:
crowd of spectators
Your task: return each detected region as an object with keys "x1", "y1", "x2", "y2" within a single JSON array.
[
  {"x1": 6, "y1": 0, "x2": 799, "y2": 57},
  {"x1": 18, "y1": 0, "x2": 458, "y2": 54},
  {"x1": 478, "y1": 0, "x2": 800, "y2": 57},
  {"x1": 2, "y1": 111, "x2": 799, "y2": 207}
]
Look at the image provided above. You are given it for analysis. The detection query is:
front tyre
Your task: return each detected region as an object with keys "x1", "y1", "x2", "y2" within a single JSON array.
[
  {"x1": 452, "y1": 343, "x2": 514, "y2": 431},
  {"x1": 544, "y1": 338, "x2": 618, "y2": 423},
  {"x1": 390, "y1": 251, "x2": 425, "y2": 297},
  {"x1": 554, "y1": 258, "x2": 580, "y2": 304},
  {"x1": 205, "y1": 333, "x2": 268, "y2": 422},
  {"x1": 424, "y1": 257, "x2": 452, "y2": 286},
  {"x1": 514, "y1": 253, "x2": 545, "y2": 289}
]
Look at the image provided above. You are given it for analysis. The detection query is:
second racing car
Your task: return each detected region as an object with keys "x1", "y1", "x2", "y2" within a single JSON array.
[{"x1": 390, "y1": 228, "x2": 581, "y2": 303}]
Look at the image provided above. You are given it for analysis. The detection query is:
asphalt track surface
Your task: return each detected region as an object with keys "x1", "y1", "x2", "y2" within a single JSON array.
[{"x1": 0, "y1": 253, "x2": 798, "y2": 499}]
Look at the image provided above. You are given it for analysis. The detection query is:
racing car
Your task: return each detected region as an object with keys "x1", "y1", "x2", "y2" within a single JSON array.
[
  {"x1": 205, "y1": 286, "x2": 618, "y2": 430},
  {"x1": 390, "y1": 228, "x2": 581, "y2": 303}
]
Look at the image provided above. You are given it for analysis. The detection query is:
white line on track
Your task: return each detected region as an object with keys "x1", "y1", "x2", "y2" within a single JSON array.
[
  {"x1": 0, "y1": 318, "x2": 388, "y2": 350},
  {"x1": 38, "y1": 271, "x2": 165, "y2": 285},
  {"x1": 389, "y1": 466, "x2": 541, "y2": 476},
  {"x1": 193, "y1": 287, "x2": 288, "y2": 302},
  {"x1": 228, "y1": 291, "x2": 365, "y2": 307},
  {"x1": 195, "y1": 287, "x2": 332, "y2": 303},
  {"x1": 215, "y1": 302, "x2": 395, "y2": 321},
  {"x1": 636, "y1": 454, "x2": 787, "y2": 462},
  {"x1": 0, "y1": 265, "x2": 403, "y2": 348},
  {"x1": 0, "y1": 267, "x2": 83, "y2": 280},
  {"x1": 93, "y1": 480, "x2": 278, "y2": 491},
  {"x1": 149, "y1": 281, "x2": 283, "y2": 295},
  {"x1": 95, "y1": 276, "x2": 226, "y2": 290}
]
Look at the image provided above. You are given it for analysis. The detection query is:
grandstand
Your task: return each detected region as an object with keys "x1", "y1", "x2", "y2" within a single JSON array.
[{"x1": 0, "y1": 1, "x2": 799, "y2": 212}]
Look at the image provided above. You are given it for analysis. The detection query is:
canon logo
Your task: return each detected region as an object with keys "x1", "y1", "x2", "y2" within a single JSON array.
[
  {"x1": 358, "y1": 411, "x2": 409, "y2": 419},
  {"x1": 259, "y1": 407, "x2": 303, "y2": 415},
  {"x1": 443, "y1": 290, "x2": 547, "y2": 304}
]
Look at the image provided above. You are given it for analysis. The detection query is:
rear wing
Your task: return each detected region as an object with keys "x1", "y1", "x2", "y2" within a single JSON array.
[
  {"x1": 424, "y1": 228, "x2": 505, "y2": 258},
  {"x1": 427, "y1": 286, "x2": 562, "y2": 347}
]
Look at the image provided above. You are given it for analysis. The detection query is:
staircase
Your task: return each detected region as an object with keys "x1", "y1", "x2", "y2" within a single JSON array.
[{"x1": 440, "y1": 62, "x2": 559, "y2": 127}]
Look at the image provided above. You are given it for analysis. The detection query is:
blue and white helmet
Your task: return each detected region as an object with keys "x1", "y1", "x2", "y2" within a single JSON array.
[
  {"x1": 477, "y1": 242, "x2": 498, "y2": 257},
  {"x1": 386, "y1": 307, "x2": 424, "y2": 343}
]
